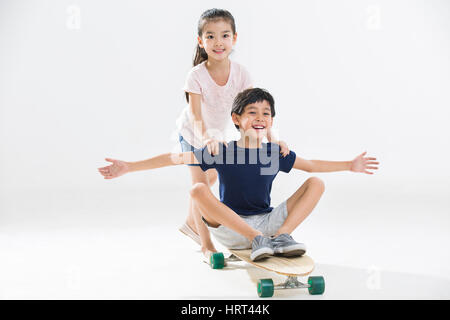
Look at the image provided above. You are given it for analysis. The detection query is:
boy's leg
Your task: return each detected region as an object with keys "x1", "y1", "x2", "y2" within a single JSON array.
[
  {"x1": 275, "y1": 177, "x2": 325, "y2": 236},
  {"x1": 190, "y1": 182, "x2": 262, "y2": 242}
]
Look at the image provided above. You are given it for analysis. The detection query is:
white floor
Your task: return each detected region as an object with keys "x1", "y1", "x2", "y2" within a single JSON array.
[{"x1": 1, "y1": 184, "x2": 449, "y2": 299}]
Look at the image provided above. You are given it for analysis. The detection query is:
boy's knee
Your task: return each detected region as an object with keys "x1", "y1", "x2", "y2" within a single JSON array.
[
  {"x1": 307, "y1": 177, "x2": 325, "y2": 193},
  {"x1": 190, "y1": 182, "x2": 208, "y2": 198}
]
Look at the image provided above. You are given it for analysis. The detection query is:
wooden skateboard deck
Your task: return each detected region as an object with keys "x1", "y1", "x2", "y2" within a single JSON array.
[{"x1": 229, "y1": 249, "x2": 314, "y2": 276}]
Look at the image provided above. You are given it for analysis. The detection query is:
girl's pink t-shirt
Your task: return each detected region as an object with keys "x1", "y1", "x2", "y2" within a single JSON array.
[{"x1": 176, "y1": 60, "x2": 253, "y2": 149}]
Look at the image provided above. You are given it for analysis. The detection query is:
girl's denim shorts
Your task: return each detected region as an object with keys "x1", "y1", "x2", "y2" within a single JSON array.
[{"x1": 178, "y1": 134, "x2": 201, "y2": 167}]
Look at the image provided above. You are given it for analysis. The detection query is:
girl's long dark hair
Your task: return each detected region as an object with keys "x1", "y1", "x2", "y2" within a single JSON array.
[{"x1": 185, "y1": 8, "x2": 236, "y2": 103}]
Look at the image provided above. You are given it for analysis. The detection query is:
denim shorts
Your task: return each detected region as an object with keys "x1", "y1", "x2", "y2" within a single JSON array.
[
  {"x1": 203, "y1": 201, "x2": 289, "y2": 249},
  {"x1": 178, "y1": 134, "x2": 201, "y2": 167}
]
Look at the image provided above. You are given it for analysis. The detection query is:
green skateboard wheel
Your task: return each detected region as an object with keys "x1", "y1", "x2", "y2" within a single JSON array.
[
  {"x1": 209, "y1": 252, "x2": 225, "y2": 269},
  {"x1": 257, "y1": 279, "x2": 274, "y2": 298},
  {"x1": 308, "y1": 276, "x2": 325, "y2": 295}
]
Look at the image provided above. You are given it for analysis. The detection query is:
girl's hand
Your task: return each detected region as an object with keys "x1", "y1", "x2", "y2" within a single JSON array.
[
  {"x1": 98, "y1": 158, "x2": 130, "y2": 179},
  {"x1": 278, "y1": 140, "x2": 290, "y2": 157},
  {"x1": 204, "y1": 138, "x2": 228, "y2": 156},
  {"x1": 350, "y1": 152, "x2": 379, "y2": 174}
]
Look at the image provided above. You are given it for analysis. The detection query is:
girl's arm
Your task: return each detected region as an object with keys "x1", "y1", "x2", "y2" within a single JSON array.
[
  {"x1": 189, "y1": 92, "x2": 209, "y2": 141},
  {"x1": 189, "y1": 92, "x2": 227, "y2": 155},
  {"x1": 98, "y1": 152, "x2": 198, "y2": 179},
  {"x1": 266, "y1": 127, "x2": 290, "y2": 157},
  {"x1": 293, "y1": 152, "x2": 379, "y2": 174}
]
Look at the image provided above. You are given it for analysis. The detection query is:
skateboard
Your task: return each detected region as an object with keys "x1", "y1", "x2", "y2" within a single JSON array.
[{"x1": 208, "y1": 249, "x2": 325, "y2": 298}]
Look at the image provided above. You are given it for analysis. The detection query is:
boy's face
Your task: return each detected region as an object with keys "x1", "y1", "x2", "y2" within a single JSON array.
[
  {"x1": 198, "y1": 20, "x2": 237, "y2": 62},
  {"x1": 232, "y1": 100, "x2": 273, "y2": 140}
]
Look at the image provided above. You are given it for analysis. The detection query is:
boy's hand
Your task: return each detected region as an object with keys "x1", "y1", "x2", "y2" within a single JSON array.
[
  {"x1": 278, "y1": 140, "x2": 290, "y2": 157},
  {"x1": 98, "y1": 158, "x2": 130, "y2": 179},
  {"x1": 350, "y1": 151, "x2": 379, "y2": 174},
  {"x1": 204, "y1": 138, "x2": 228, "y2": 156}
]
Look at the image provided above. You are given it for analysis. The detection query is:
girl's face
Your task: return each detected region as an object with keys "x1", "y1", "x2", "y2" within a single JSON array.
[{"x1": 198, "y1": 19, "x2": 237, "y2": 62}]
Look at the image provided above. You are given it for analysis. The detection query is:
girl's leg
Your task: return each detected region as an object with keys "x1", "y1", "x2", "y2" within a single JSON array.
[
  {"x1": 186, "y1": 168, "x2": 217, "y2": 232},
  {"x1": 274, "y1": 177, "x2": 325, "y2": 236},
  {"x1": 186, "y1": 167, "x2": 218, "y2": 255},
  {"x1": 206, "y1": 169, "x2": 218, "y2": 186},
  {"x1": 190, "y1": 182, "x2": 262, "y2": 242}
]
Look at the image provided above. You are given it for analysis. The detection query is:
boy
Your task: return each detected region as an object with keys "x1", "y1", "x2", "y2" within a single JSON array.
[{"x1": 98, "y1": 88, "x2": 379, "y2": 261}]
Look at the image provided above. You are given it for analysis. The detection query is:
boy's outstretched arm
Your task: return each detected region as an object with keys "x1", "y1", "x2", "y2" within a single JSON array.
[
  {"x1": 292, "y1": 151, "x2": 379, "y2": 174},
  {"x1": 97, "y1": 152, "x2": 198, "y2": 179}
]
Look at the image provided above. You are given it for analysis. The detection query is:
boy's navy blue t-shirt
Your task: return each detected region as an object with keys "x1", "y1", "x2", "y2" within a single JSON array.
[{"x1": 193, "y1": 141, "x2": 296, "y2": 216}]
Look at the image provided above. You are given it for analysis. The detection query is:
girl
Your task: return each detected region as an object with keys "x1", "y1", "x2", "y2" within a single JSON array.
[{"x1": 176, "y1": 9, "x2": 288, "y2": 258}]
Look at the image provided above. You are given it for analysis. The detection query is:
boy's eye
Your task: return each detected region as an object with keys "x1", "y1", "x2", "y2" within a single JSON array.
[
  {"x1": 249, "y1": 112, "x2": 256, "y2": 114},
  {"x1": 264, "y1": 113, "x2": 270, "y2": 116},
  {"x1": 207, "y1": 35, "x2": 214, "y2": 39},
  {"x1": 223, "y1": 34, "x2": 229, "y2": 38}
]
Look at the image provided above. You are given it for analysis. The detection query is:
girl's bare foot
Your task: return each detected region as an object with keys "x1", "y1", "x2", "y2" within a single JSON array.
[
  {"x1": 179, "y1": 221, "x2": 201, "y2": 245},
  {"x1": 186, "y1": 217, "x2": 198, "y2": 235},
  {"x1": 202, "y1": 246, "x2": 218, "y2": 259}
]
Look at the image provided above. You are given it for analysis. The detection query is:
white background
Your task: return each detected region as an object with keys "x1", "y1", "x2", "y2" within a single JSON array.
[{"x1": 1, "y1": 0, "x2": 449, "y2": 299}]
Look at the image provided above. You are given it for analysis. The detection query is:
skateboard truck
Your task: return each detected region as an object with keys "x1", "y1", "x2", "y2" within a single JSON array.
[
  {"x1": 258, "y1": 276, "x2": 325, "y2": 298},
  {"x1": 210, "y1": 252, "x2": 325, "y2": 298},
  {"x1": 275, "y1": 276, "x2": 306, "y2": 290}
]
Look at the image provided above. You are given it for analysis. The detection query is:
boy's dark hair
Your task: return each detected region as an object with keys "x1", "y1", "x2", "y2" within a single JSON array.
[
  {"x1": 231, "y1": 88, "x2": 276, "y2": 130},
  {"x1": 186, "y1": 9, "x2": 236, "y2": 103}
]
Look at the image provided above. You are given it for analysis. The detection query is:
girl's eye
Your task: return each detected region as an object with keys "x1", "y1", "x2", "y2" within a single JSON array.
[
  {"x1": 249, "y1": 112, "x2": 256, "y2": 114},
  {"x1": 223, "y1": 34, "x2": 229, "y2": 38},
  {"x1": 264, "y1": 113, "x2": 270, "y2": 116},
  {"x1": 207, "y1": 35, "x2": 214, "y2": 39}
]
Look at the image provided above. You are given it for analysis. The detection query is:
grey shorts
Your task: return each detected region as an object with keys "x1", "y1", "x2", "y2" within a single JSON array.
[{"x1": 203, "y1": 201, "x2": 289, "y2": 249}]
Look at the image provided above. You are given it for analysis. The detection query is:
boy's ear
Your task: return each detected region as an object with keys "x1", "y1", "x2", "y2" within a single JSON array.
[{"x1": 231, "y1": 113, "x2": 240, "y2": 127}]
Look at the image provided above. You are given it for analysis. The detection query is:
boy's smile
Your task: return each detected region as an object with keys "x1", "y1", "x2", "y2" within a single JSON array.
[{"x1": 232, "y1": 100, "x2": 273, "y2": 147}]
